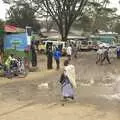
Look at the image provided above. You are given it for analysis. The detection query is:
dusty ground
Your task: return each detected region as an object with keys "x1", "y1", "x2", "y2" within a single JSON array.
[{"x1": 0, "y1": 51, "x2": 120, "y2": 120}]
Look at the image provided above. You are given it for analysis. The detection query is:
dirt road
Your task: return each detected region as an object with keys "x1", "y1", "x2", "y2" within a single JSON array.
[{"x1": 0, "y1": 52, "x2": 120, "y2": 120}]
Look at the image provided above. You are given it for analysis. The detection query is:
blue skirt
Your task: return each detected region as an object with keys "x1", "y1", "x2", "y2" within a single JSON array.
[{"x1": 62, "y1": 83, "x2": 74, "y2": 97}]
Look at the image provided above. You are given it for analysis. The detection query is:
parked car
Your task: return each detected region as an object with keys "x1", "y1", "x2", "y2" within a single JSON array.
[{"x1": 80, "y1": 40, "x2": 93, "y2": 50}]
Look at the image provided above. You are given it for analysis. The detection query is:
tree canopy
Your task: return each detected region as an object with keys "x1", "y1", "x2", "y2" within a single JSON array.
[
  {"x1": 73, "y1": 0, "x2": 119, "y2": 33},
  {"x1": 3, "y1": 0, "x2": 88, "y2": 40},
  {"x1": 0, "y1": 19, "x2": 5, "y2": 29},
  {"x1": 3, "y1": 0, "x2": 120, "y2": 38},
  {"x1": 40, "y1": 0, "x2": 88, "y2": 40},
  {"x1": 6, "y1": 2, "x2": 41, "y2": 32}
]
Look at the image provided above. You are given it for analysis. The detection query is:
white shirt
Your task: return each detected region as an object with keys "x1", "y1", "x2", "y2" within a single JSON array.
[
  {"x1": 97, "y1": 48, "x2": 103, "y2": 55},
  {"x1": 66, "y1": 46, "x2": 72, "y2": 55}
]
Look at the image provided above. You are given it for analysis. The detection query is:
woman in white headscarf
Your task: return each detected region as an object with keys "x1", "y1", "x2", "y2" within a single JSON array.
[{"x1": 60, "y1": 60, "x2": 76, "y2": 100}]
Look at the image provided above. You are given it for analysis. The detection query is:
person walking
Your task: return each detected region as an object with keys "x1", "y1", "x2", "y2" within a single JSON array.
[
  {"x1": 31, "y1": 41, "x2": 37, "y2": 67},
  {"x1": 53, "y1": 47, "x2": 62, "y2": 70},
  {"x1": 117, "y1": 46, "x2": 120, "y2": 59},
  {"x1": 60, "y1": 60, "x2": 76, "y2": 101},
  {"x1": 101, "y1": 47, "x2": 111, "y2": 64},
  {"x1": 96, "y1": 47, "x2": 103, "y2": 64},
  {"x1": 66, "y1": 45, "x2": 72, "y2": 60},
  {"x1": 73, "y1": 44, "x2": 78, "y2": 58}
]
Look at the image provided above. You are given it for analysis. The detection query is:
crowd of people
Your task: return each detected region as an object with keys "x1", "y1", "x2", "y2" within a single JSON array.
[
  {"x1": 51, "y1": 43, "x2": 120, "y2": 102},
  {"x1": 46, "y1": 43, "x2": 78, "y2": 70},
  {"x1": 60, "y1": 60, "x2": 76, "y2": 101},
  {"x1": 96, "y1": 45, "x2": 120, "y2": 65},
  {"x1": 0, "y1": 41, "x2": 120, "y2": 102},
  {"x1": 46, "y1": 44, "x2": 77, "y2": 101},
  {"x1": 96, "y1": 46, "x2": 111, "y2": 65}
]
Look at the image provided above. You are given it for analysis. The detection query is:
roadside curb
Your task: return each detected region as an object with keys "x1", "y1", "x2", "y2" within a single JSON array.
[{"x1": 0, "y1": 69, "x2": 58, "y2": 86}]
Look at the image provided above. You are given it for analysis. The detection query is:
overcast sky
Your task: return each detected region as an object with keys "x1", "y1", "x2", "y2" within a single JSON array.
[
  {"x1": 0, "y1": 0, "x2": 120, "y2": 20},
  {"x1": 0, "y1": 0, "x2": 9, "y2": 20}
]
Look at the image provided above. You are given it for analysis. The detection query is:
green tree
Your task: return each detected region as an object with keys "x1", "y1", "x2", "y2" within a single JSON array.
[
  {"x1": 0, "y1": 19, "x2": 5, "y2": 29},
  {"x1": 73, "y1": 15, "x2": 92, "y2": 32},
  {"x1": 114, "y1": 22, "x2": 120, "y2": 34},
  {"x1": 0, "y1": 19, "x2": 4, "y2": 51},
  {"x1": 87, "y1": 0, "x2": 110, "y2": 32},
  {"x1": 0, "y1": 19, "x2": 5, "y2": 37},
  {"x1": 41, "y1": 0, "x2": 88, "y2": 41},
  {"x1": 5, "y1": 0, "x2": 88, "y2": 40},
  {"x1": 6, "y1": 2, "x2": 41, "y2": 32},
  {"x1": 74, "y1": 0, "x2": 118, "y2": 33}
]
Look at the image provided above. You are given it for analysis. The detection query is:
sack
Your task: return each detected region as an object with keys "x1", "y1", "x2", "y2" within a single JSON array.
[{"x1": 64, "y1": 65, "x2": 76, "y2": 88}]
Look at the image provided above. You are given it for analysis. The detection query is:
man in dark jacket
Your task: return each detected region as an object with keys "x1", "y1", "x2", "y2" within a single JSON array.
[
  {"x1": 31, "y1": 41, "x2": 37, "y2": 67},
  {"x1": 47, "y1": 47, "x2": 53, "y2": 69}
]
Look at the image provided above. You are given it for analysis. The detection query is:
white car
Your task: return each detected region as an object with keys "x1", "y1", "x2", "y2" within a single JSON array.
[{"x1": 98, "y1": 43, "x2": 110, "y2": 48}]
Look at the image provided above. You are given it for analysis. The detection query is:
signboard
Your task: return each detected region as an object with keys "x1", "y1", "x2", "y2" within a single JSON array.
[
  {"x1": 4, "y1": 33, "x2": 28, "y2": 51},
  {"x1": 3, "y1": 30, "x2": 32, "y2": 62}
]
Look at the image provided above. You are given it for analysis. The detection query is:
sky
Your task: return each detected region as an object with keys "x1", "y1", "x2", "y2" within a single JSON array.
[
  {"x1": 108, "y1": 0, "x2": 120, "y2": 13},
  {"x1": 0, "y1": 0, "x2": 9, "y2": 20},
  {"x1": 0, "y1": 0, "x2": 120, "y2": 20}
]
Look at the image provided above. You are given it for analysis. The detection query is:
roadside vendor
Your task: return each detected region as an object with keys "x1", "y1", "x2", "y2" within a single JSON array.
[{"x1": 5, "y1": 54, "x2": 16, "y2": 69}]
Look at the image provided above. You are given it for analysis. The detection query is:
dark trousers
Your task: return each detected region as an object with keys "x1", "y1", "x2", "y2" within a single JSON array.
[
  {"x1": 31, "y1": 52, "x2": 37, "y2": 67},
  {"x1": 67, "y1": 55, "x2": 71, "y2": 61},
  {"x1": 117, "y1": 51, "x2": 120, "y2": 58},
  {"x1": 101, "y1": 55, "x2": 111, "y2": 64},
  {"x1": 55, "y1": 59, "x2": 60, "y2": 70},
  {"x1": 47, "y1": 57, "x2": 53, "y2": 69},
  {"x1": 74, "y1": 52, "x2": 77, "y2": 58}
]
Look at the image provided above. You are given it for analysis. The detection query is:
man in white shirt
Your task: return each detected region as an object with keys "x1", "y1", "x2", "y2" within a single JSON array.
[
  {"x1": 66, "y1": 45, "x2": 72, "y2": 60},
  {"x1": 96, "y1": 47, "x2": 104, "y2": 64}
]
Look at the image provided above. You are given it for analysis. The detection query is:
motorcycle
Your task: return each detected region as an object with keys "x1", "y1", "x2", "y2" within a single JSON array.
[
  {"x1": 17, "y1": 57, "x2": 28, "y2": 78},
  {"x1": 6, "y1": 57, "x2": 28, "y2": 78}
]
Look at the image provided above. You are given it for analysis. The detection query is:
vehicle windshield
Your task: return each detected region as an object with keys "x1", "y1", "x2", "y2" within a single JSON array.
[{"x1": 81, "y1": 41, "x2": 88, "y2": 45}]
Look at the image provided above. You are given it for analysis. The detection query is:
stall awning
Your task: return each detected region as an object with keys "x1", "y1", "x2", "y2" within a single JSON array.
[
  {"x1": 4, "y1": 25, "x2": 16, "y2": 33},
  {"x1": 4, "y1": 25, "x2": 25, "y2": 33}
]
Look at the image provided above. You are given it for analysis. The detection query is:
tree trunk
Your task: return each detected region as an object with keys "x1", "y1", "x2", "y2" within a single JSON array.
[{"x1": 61, "y1": 34, "x2": 68, "y2": 41}]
